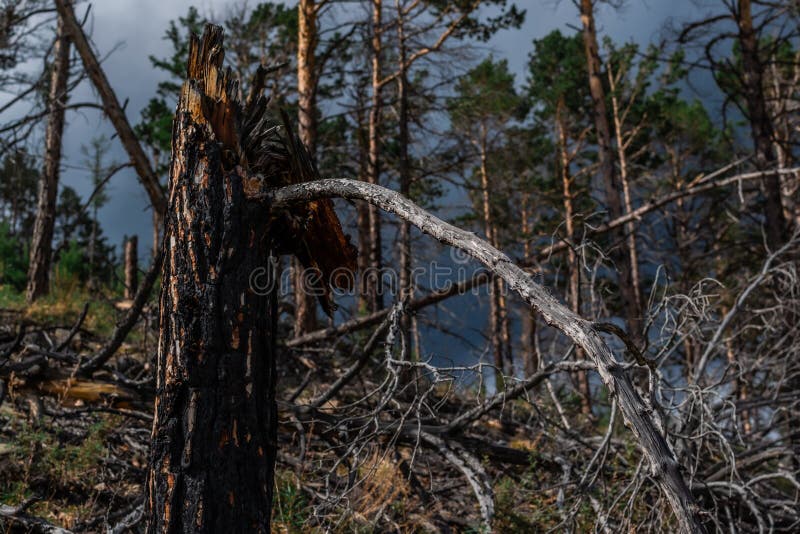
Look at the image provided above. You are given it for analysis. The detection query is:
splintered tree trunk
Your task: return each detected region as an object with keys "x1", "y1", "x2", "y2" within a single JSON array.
[
  {"x1": 147, "y1": 28, "x2": 277, "y2": 533},
  {"x1": 27, "y1": 9, "x2": 71, "y2": 303},
  {"x1": 294, "y1": 0, "x2": 319, "y2": 335},
  {"x1": 124, "y1": 235, "x2": 138, "y2": 300}
]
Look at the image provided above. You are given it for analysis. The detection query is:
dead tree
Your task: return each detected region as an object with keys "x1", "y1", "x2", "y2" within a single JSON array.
[
  {"x1": 123, "y1": 235, "x2": 138, "y2": 300},
  {"x1": 26, "y1": 6, "x2": 71, "y2": 302},
  {"x1": 54, "y1": 0, "x2": 166, "y2": 217},
  {"x1": 146, "y1": 25, "x2": 354, "y2": 533}
]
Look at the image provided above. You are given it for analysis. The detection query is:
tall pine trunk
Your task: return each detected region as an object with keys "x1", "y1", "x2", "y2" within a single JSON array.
[
  {"x1": 556, "y1": 100, "x2": 591, "y2": 415},
  {"x1": 294, "y1": 0, "x2": 319, "y2": 335},
  {"x1": 27, "y1": 9, "x2": 71, "y2": 302},
  {"x1": 579, "y1": 0, "x2": 642, "y2": 342},
  {"x1": 396, "y1": 5, "x2": 413, "y2": 344},
  {"x1": 477, "y1": 123, "x2": 507, "y2": 390},
  {"x1": 737, "y1": 0, "x2": 786, "y2": 247},
  {"x1": 146, "y1": 27, "x2": 277, "y2": 533},
  {"x1": 365, "y1": 0, "x2": 384, "y2": 313}
]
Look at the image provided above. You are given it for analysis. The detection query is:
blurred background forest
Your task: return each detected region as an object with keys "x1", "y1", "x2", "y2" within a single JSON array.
[{"x1": 0, "y1": 0, "x2": 799, "y2": 532}]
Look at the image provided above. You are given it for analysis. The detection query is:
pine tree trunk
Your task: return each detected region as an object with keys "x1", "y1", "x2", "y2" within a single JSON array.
[
  {"x1": 556, "y1": 101, "x2": 591, "y2": 415},
  {"x1": 124, "y1": 235, "x2": 138, "y2": 300},
  {"x1": 579, "y1": 0, "x2": 642, "y2": 342},
  {"x1": 737, "y1": 0, "x2": 786, "y2": 247},
  {"x1": 355, "y1": 89, "x2": 372, "y2": 313},
  {"x1": 26, "y1": 9, "x2": 71, "y2": 302},
  {"x1": 520, "y1": 194, "x2": 539, "y2": 376},
  {"x1": 396, "y1": 6, "x2": 413, "y2": 343},
  {"x1": 146, "y1": 27, "x2": 278, "y2": 533},
  {"x1": 294, "y1": 0, "x2": 319, "y2": 335},
  {"x1": 365, "y1": 0, "x2": 384, "y2": 313},
  {"x1": 607, "y1": 68, "x2": 643, "y2": 319},
  {"x1": 477, "y1": 124, "x2": 505, "y2": 390}
]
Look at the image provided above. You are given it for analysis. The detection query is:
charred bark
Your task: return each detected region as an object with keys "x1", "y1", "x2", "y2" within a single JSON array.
[
  {"x1": 26, "y1": 8, "x2": 71, "y2": 302},
  {"x1": 146, "y1": 25, "x2": 354, "y2": 533},
  {"x1": 146, "y1": 28, "x2": 278, "y2": 534}
]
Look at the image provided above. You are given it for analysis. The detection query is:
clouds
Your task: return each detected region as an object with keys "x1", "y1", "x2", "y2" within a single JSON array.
[{"x1": 62, "y1": 0, "x2": 695, "y2": 260}]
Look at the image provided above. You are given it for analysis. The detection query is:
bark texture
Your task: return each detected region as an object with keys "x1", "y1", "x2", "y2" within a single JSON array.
[
  {"x1": 146, "y1": 27, "x2": 278, "y2": 533},
  {"x1": 26, "y1": 9, "x2": 71, "y2": 302}
]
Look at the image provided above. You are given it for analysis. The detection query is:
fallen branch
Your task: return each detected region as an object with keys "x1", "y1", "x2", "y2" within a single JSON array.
[
  {"x1": 286, "y1": 270, "x2": 491, "y2": 347},
  {"x1": 265, "y1": 178, "x2": 707, "y2": 533},
  {"x1": 55, "y1": 302, "x2": 89, "y2": 352},
  {"x1": 419, "y1": 431, "x2": 494, "y2": 530},
  {"x1": 0, "y1": 500, "x2": 73, "y2": 534}
]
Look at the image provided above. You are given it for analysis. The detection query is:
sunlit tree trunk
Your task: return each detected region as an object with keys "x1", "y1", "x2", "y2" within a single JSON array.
[
  {"x1": 124, "y1": 235, "x2": 138, "y2": 300},
  {"x1": 294, "y1": 0, "x2": 320, "y2": 334},
  {"x1": 477, "y1": 122, "x2": 506, "y2": 390},
  {"x1": 364, "y1": 0, "x2": 384, "y2": 313},
  {"x1": 579, "y1": 0, "x2": 642, "y2": 342},
  {"x1": 607, "y1": 67, "x2": 643, "y2": 315},
  {"x1": 396, "y1": 3, "x2": 413, "y2": 344},
  {"x1": 765, "y1": 50, "x2": 800, "y2": 231},
  {"x1": 27, "y1": 9, "x2": 71, "y2": 302},
  {"x1": 556, "y1": 99, "x2": 591, "y2": 415},
  {"x1": 520, "y1": 193, "x2": 539, "y2": 376}
]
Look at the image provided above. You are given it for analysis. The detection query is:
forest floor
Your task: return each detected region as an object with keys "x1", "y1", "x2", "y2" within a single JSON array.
[{"x1": 0, "y1": 286, "x2": 635, "y2": 533}]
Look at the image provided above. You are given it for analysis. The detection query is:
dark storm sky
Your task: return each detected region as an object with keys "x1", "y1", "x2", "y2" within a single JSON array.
[{"x1": 55, "y1": 0, "x2": 709, "y2": 257}]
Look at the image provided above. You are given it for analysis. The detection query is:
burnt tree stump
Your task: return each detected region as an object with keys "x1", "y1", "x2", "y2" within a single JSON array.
[
  {"x1": 146, "y1": 29, "x2": 278, "y2": 533},
  {"x1": 146, "y1": 24, "x2": 355, "y2": 534}
]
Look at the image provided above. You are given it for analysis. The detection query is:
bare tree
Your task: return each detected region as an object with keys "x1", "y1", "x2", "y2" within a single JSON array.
[{"x1": 26, "y1": 6, "x2": 70, "y2": 302}]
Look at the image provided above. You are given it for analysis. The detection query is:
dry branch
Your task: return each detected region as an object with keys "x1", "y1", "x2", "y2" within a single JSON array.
[
  {"x1": 264, "y1": 178, "x2": 707, "y2": 533},
  {"x1": 524, "y1": 167, "x2": 800, "y2": 266},
  {"x1": 80, "y1": 253, "x2": 162, "y2": 375},
  {"x1": 286, "y1": 270, "x2": 491, "y2": 347}
]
